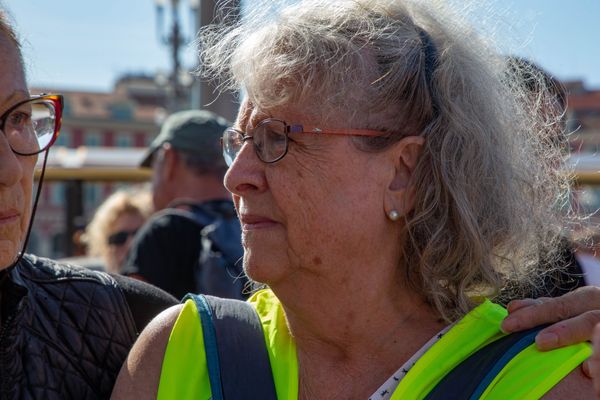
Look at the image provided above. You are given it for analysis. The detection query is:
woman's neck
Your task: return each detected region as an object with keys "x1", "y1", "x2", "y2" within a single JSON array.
[{"x1": 272, "y1": 266, "x2": 446, "y2": 399}]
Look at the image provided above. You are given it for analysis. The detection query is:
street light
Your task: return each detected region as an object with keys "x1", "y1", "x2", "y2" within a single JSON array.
[{"x1": 154, "y1": 0, "x2": 195, "y2": 112}]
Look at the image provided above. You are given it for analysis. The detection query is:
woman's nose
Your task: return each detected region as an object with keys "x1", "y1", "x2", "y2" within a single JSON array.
[
  {"x1": 224, "y1": 141, "x2": 267, "y2": 196},
  {"x1": 0, "y1": 132, "x2": 23, "y2": 188}
]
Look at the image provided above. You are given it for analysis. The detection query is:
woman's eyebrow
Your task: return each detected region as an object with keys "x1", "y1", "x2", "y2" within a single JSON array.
[
  {"x1": 0, "y1": 90, "x2": 29, "y2": 112},
  {"x1": 243, "y1": 108, "x2": 272, "y2": 132}
]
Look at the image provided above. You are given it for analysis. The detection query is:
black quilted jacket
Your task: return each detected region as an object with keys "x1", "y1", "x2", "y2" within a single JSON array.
[{"x1": 0, "y1": 255, "x2": 137, "y2": 399}]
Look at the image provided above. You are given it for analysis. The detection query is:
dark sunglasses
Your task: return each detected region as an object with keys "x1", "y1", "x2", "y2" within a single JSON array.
[{"x1": 107, "y1": 229, "x2": 138, "y2": 246}]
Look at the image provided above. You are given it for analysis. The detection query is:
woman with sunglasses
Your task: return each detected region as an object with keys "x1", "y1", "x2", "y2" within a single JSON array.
[
  {"x1": 0, "y1": 10, "x2": 177, "y2": 399},
  {"x1": 85, "y1": 188, "x2": 152, "y2": 274},
  {"x1": 112, "y1": 1, "x2": 600, "y2": 399}
]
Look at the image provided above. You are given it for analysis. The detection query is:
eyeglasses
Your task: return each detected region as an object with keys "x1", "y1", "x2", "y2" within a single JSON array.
[
  {"x1": 0, "y1": 94, "x2": 63, "y2": 156},
  {"x1": 107, "y1": 229, "x2": 138, "y2": 246},
  {"x1": 221, "y1": 118, "x2": 386, "y2": 166}
]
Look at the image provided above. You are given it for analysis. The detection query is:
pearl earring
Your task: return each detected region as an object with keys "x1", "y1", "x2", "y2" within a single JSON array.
[{"x1": 388, "y1": 210, "x2": 400, "y2": 221}]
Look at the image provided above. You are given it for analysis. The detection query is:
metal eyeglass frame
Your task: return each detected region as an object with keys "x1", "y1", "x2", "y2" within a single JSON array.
[{"x1": 223, "y1": 118, "x2": 388, "y2": 165}]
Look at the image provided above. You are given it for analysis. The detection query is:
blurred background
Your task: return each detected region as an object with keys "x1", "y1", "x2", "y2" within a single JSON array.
[{"x1": 3, "y1": 0, "x2": 600, "y2": 258}]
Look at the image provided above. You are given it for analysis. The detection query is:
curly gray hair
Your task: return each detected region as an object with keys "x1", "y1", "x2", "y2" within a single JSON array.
[{"x1": 199, "y1": 0, "x2": 571, "y2": 321}]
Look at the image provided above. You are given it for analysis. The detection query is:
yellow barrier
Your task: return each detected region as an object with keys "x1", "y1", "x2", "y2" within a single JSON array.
[{"x1": 34, "y1": 167, "x2": 152, "y2": 182}]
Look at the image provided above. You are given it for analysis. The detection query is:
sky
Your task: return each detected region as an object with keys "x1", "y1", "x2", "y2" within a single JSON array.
[{"x1": 4, "y1": 0, "x2": 600, "y2": 93}]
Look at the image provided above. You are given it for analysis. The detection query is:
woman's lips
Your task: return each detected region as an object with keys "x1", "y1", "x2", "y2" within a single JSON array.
[
  {"x1": 0, "y1": 210, "x2": 19, "y2": 225},
  {"x1": 239, "y1": 214, "x2": 278, "y2": 230}
]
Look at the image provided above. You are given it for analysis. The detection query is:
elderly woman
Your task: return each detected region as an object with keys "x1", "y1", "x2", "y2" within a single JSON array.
[
  {"x1": 85, "y1": 188, "x2": 152, "y2": 273},
  {"x1": 0, "y1": 10, "x2": 177, "y2": 399},
  {"x1": 112, "y1": 1, "x2": 597, "y2": 398}
]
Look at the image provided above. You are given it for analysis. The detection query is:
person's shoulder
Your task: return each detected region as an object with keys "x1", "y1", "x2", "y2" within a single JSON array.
[
  {"x1": 128, "y1": 304, "x2": 183, "y2": 349},
  {"x1": 18, "y1": 254, "x2": 139, "y2": 346},
  {"x1": 111, "y1": 304, "x2": 184, "y2": 399},
  {"x1": 21, "y1": 254, "x2": 114, "y2": 285},
  {"x1": 542, "y1": 365, "x2": 594, "y2": 399},
  {"x1": 111, "y1": 274, "x2": 178, "y2": 305},
  {"x1": 110, "y1": 274, "x2": 178, "y2": 333}
]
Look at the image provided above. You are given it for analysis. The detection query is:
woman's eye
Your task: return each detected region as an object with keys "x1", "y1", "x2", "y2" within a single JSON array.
[
  {"x1": 7, "y1": 111, "x2": 31, "y2": 129},
  {"x1": 266, "y1": 129, "x2": 286, "y2": 143}
]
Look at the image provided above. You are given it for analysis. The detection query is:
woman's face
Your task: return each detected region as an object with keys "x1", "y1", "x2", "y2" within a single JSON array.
[
  {"x1": 0, "y1": 36, "x2": 35, "y2": 269},
  {"x1": 106, "y1": 211, "x2": 146, "y2": 274},
  {"x1": 224, "y1": 103, "x2": 397, "y2": 287}
]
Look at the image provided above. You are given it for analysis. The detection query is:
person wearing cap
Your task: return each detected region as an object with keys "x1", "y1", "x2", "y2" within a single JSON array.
[{"x1": 122, "y1": 109, "x2": 239, "y2": 300}]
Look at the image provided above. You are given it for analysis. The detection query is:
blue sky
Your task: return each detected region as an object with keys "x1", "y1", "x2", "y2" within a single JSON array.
[{"x1": 4, "y1": 0, "x2": 600, "y2": 92}]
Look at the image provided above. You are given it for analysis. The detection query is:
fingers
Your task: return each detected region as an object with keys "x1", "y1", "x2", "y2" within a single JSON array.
[
  {"x1": 505, "y1": 298, "x2": 541, "y2": 314},
  {"x1": 501, "y1": 296, "x2": 556, "y2": 332},
  {"x1": 501, "y1": 287, "x2": 600, "y2": 333},
  {"x1": 533, "y1": 311, "x2": 600, "y2": 350},
  {"x1": 589, "y1": 324, "x2": 600, "y2": 396}
]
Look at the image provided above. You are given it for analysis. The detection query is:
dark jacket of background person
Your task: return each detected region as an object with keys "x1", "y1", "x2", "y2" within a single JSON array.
[
  {"x1": 0, "y1": 255, "x2": 175, "y2": 399},
  {"x1": 124, "y1": 200, "x2": 238, "y2": 300},
  {"x1": 123, "y1": 206, "x2": 202, "y2": 299}
]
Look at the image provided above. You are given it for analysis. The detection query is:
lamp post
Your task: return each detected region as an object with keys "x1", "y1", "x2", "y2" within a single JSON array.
[
  {"x1": 154, "y1": 0, "x2": 197, "y2": 112},
  {"x1": 194, "y1": 0, "x2": 241, "y2": 121},
  {"x1": 155, "y1": 0, "x2": 241, "y2": 120}
]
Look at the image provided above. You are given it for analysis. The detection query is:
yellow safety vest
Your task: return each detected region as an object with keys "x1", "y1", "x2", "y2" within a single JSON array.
[{"x1": 158, "y1": 289, "x2": 590, "y2": 399}]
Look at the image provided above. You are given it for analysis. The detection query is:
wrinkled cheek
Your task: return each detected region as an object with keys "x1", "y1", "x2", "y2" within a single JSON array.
[
  {"x1": 0, "y1": 229, "x2": 21, "y2": 269},
  {"x1": 21, "y1": 212, "x2": 30, "y2": 243}
]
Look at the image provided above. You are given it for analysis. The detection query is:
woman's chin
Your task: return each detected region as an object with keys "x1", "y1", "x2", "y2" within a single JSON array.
[
  {"x1": 0, "y1": 240, "x2": 19, "y2": 270},
  {"x1": 243, "y1": 253, "x2": 288, "y2": 286}
]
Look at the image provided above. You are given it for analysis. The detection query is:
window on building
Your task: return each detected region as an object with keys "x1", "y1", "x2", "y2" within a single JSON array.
[
  {"x1": 54, "y1": 128, "x2": 71, "y2": 147},
  {"x1": 52, "y1": 232, "x2": 66, "y2": 259},
  {"x1": 84, "y1": 183, "x2": 103, "y2": 211},
  {"x1": 61, "y1": 98, "x2": 72, "y2": 118},
  {"x1": 25, "y1": 231, "x2": 40, "y2": 255},
  {"x1": 116, "y1": 134, "x2": 134, "y2": 148},
  {"x1": 84, "y1": 132, "x2": 102, "y2": 147},
  {"x1": 51, "y1": 183, "x2": 65, "y2": 206},
  {"x1": 110, "y1": 103, "x2": 133, "y2": 121}
]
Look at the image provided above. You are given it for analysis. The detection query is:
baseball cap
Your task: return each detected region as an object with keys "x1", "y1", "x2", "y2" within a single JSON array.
[{"x1": 140, "y1": 109, "x2": 231, "y2": 168}]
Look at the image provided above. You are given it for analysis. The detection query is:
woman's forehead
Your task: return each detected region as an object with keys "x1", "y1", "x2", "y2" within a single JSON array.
[
  {"x1": 235, "y1": 99, "x2": 333, "y2": 130},
  {"x1": 0, "y1": 35, "x2": 27, "y2": 106},
  {"x1": 235, "y1": 101, "x2": 279, "y2": 130},
  {"x1": 234, "y1": 99, "x2": 254, "y2": 128}
]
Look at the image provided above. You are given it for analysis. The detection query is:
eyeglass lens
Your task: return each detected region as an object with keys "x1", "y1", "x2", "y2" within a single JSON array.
[
  {"x1": 3, "y1": 98, "x2": 57, "y2": 155},
  {"x1": 222, "y1": 119, "x2": 288, "y2": 166}
]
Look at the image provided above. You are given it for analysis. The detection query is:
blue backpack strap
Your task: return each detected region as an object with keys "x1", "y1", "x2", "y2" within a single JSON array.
[
  {"x1": 424, "y1": 325, "x2": 547, "y2": 399},
  {"x1": 183, "y1": 293, "x2": 277, "y2": 400},
  {"x1": 183, "y1": 293, "x2": 225, "y2": 400}
]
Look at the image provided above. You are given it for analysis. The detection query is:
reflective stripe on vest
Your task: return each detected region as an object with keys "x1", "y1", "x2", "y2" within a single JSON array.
[{"x1": 158, "y1": 290, "x2": 590, "y2": 399}]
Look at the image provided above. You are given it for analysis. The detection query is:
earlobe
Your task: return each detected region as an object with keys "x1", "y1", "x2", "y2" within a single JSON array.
[{"x1": 385, "y1": 136, "x2": 425, "y2": 218}]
